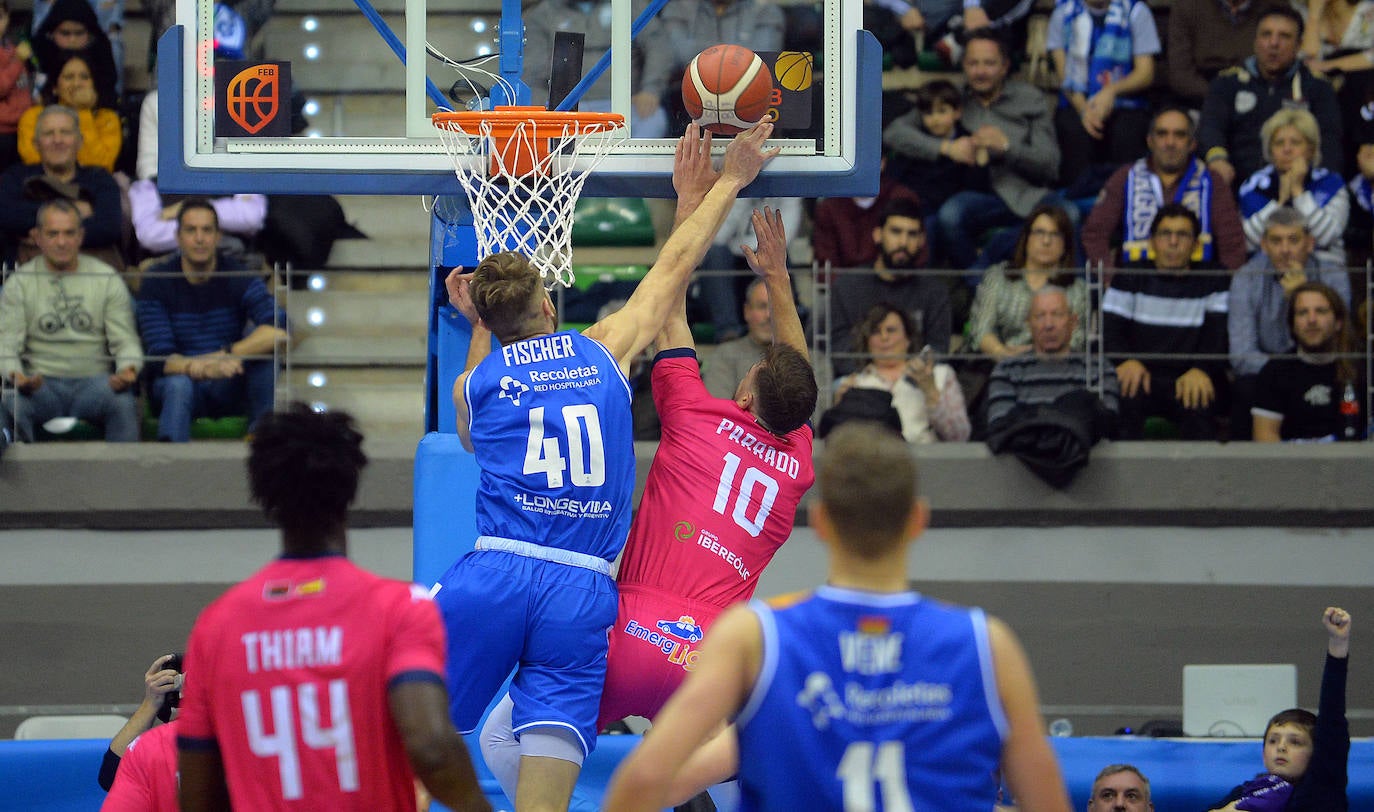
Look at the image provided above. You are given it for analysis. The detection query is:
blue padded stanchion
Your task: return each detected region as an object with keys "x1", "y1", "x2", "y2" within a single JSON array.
[{"x1": 413, "y1": 432, "x2": 482, "y2": 587}]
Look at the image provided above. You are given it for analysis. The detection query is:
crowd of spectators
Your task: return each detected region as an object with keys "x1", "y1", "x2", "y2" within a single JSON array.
[{"x1": 4, "y1": 0, "x2": 1374, "y2": 450}]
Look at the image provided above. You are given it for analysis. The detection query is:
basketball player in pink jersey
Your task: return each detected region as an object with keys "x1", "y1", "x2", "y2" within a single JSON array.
[{"x1": 177, "y1": 404, "x2": 490, "y2": 812}]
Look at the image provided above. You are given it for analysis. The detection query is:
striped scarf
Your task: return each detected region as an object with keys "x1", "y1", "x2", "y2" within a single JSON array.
[
  {"x1": 1058, "y1": 0, "x2": 1142, "y2": 108},
  {"x1": 1121, "y1": 157, "x2": 1215, "y2": 264}
]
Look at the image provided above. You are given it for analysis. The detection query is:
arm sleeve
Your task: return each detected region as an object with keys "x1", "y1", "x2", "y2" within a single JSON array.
[
  {"x1": 1300, "y1": 654, "x2": 1350, "y2": 806},
  {"x1": 79, "y1": 170, "x2": 124, "y2": 248},
  {"x1": 79, "y1": 108, "x2": 123, "y2": 172},
  {"x1": 1068, "y1": 280, "x2": 1089, "y2": 352},
  {"x1": 1196, "y1": 80, "x2": 1231, "y2": 162},
  {"x1": 1291, "y1": 182, "x2": 1350, "y2": 251},
  {"x1": 241, "y1": 277, "x2": 287, "y2": 331},
  {"x1": 136, "y1": 90, "x2": 159, "y2": 181},
  {"x1": 809, "y1": 200, "x2": 842, "y2": 266},
  {"x1": 967, "y1": 273, "x2": 1000, "y2": 350},
  {"x1": 386, "y1": 586, "x2": 448, "y2": 681},
  {"x1": 0, "y1": 47, "x2": 26, "y2": 94},
  {"x1": 1166, "y1": 2, "x2": 1210, "y2": 102},
  {"x1": 928, "y1": 364, "x2": 971, "y2": 441},
  {"x1": 16, "y1": 105, "x2": 38, "y2": 165},
  {"x1": 0, "y1": 168, "x2": 40, "y2": 234},
  {"x1": 0, "y1": 280, "x2": 27, "y2": 378},
  {"x1": 883, "y1": 110, "x2": 945, "y2": 162},
  {"x1": 1198, "y1": 295, "x2": 1230, "y2": 381},
  {"x1": 1129, "y1": 2, "x2": 1162, "y2": 54},
  {"x1": 1209, "y1": 169, "x2": 1250, "y2": 269},
  {"x1": 212, "y1": 195, "x2": 268, "y2": 236},
  {"x1": 650, "y1": 352, "x2": 707, "y2": 416},
  {"x1": 1312, "y1": 83, "x2": 1345, "y2": 174},
  {"x1": 1227, "y1": 271, "x2": 1265, "y2": 377},
  {"x1": 1251, "y1": 360, "x2": 1285, "y2": 417},
  {"x1": 1001, "y1": 92, "x2": 1060, "y2": 184},
  {"x1": 1082, "y1": 168, "x2": 1128, "y2": 267},
  {"x1": 1239, "y1": 195, "x2": 1278, "y2": 254},
  {"x1": 105, "y1": 275, "x2": 144, "y2": 373},
  {"x1": 984, "y1": 361, "x2": 1017, "y2": 427},
  {"x1": 135, "y1": 283, "x2": 177, "y2": 376},
  {"x1": 923, "y1": 282, "x2": 953, "y2": 354},
  {"x1": 129, "y1": 179, "x2": 178, "y2": 254},
  {"x1": 1101, "y1": 283, "x2": 1136, "y2": 364}
]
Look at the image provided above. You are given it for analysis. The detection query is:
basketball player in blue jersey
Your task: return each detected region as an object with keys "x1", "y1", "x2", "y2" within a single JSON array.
[
  {"x1": 603, "y1": 421, "x2": 1073, "y2": 812},
  {"x1": 433, "y1": 121, "x2": 778, "y2": 812}
]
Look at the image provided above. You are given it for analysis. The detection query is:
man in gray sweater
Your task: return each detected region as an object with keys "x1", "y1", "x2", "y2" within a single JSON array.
[{"x1": 883, "y1": 30, "x2": 1067, "y2": 270}]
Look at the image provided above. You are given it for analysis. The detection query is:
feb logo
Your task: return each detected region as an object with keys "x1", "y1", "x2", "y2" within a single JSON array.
[
  {"x1": 216, "y1": 60, "x2": 292, "y2": 137},
  {"x1": 227, "y1": 64, "x2": 280, "y2": 134}
]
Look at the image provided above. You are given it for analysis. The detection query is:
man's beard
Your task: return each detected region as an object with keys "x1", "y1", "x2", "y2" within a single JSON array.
[{"x1": 880, "y1": 245, "x2": 918, "y2": 270}]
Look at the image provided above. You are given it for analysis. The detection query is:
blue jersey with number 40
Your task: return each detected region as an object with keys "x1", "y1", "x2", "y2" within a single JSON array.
[
  {"x1": 464, "y1": 330, "x2": 635, "y2": 561},
  {"x1": 736, "y1": 587, "x2": 1009, "y2": 811}
]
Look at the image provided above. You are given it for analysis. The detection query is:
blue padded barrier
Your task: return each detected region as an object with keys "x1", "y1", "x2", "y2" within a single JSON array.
[
  {"x1": 413, "y1": 432, "x2": 482, "y2": 588},
  {"x1": 4, "y1": 735, "x2": 1372, "y2": 811}
]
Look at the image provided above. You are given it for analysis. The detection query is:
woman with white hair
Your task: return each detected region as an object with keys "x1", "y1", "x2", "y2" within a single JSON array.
[{"x1": 1237, "y1": 107, "x2": 1350, "y2": 266}]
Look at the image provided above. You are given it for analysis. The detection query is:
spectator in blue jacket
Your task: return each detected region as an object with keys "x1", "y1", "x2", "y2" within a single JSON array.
[{"x1": 135, "y1": 199, "x2": 290, "y2": 441}]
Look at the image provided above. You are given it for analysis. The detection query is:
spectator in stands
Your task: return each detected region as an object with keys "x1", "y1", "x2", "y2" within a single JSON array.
[
  {"x1": 1207, "y1": 607, "x2": 1352, "y2": 811},
  {"x1": 1230, "y1": 208, "x2": 1352, "y2": 438},
  {"x1": 833, "y1": 302, "x2": 971, "y2": 442},
  {"x1": 1166, "y1": 0, "x2": 1283, "y2": 108},
  {"x1": 129, "y1": 182, "x2": 266, "y2": 257},
  {"x1": 883, "y1": 79, "x2": 966, "y2": 230},
  {"x1": 17, "y1": 53, "x2": 121, "y2": 172},
  {"x1": 1348, "y1": 117, "x2": 1374, "y2": 266},
  {"x1": 1199, "y1": 6, "x2": 1344, "y2": 187},
  {"x1": 828, "y1": 198, "x2": 952, "y2": 375},
  {"x1": 810, "y1": 161, "x2": 921, "y2": 269},
  {"x1": 868, "y1": 0, "x2": 962, "y2": 42},
  {"x1": 985, "y1": 285, "x2": 1119, "y2": 429},
  {"x1": 0, "y1": 199, "x2": 142, "y2": 443},
  {"x1": 1252, "y1": 281, "x2": 1362, "y2": 441},
  {"x1": 1083, "y1": 106, "x2": 1248, "y2": 272},
  {"x1": 1238, "y1": 108, "x2": 1350, "y2": 267},
  {"x1": 30, "y1": 0, "x2": 124, "y2": 86},
  {"x1": 1046, "y1": 0, "x2": 1160, "y2": 188},
  {"x1": 941, "y1": 0, "x2": 1038, "y2": 64},
  {"x1": 0, "y1": 0, "x2": 34, "y2": 171},
  {"x1": 521, "y1": 0, "x2": 667, "y2": 138},
  {"x1": 1303, "y1": 0, "x2": 1374, "y2": 76},
  {"x1": 1087, "y1": 764, "x2": 1153, "y2": 811},
  {"x1": 29, "y1": 0, "x2": 119, "y2": 105},
  {"x1": 1103, "y1": 203, "x2": 1228, "y2": 440},
  {"x1": 98, "y1": 653, "x2": 181, "y2": 793},
  {"x1": 703, "y1": 277, "x2": 770, "y2": 398},
  {"x1": 883, "y1": 31, "x2": 1066, "y2": 271},
  {"x1": 969, "y1": 203, "x2": 1088, "y2": 360},
  {"x1": 136, "y1": 199, "x2": 289, "y2": 442},
  {"x1": 0, "y1": 105, "x2": 123, "y2": 267}
]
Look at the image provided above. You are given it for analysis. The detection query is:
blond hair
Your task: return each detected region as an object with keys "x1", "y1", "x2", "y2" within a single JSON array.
[{"x1": 469, "y1": 252, "x2": 548, "y2": 342}]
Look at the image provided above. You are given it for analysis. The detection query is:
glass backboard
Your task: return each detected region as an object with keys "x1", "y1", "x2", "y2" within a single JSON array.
[{"x1": 156, "y1": 0, "x2": 880, "y2": 196}]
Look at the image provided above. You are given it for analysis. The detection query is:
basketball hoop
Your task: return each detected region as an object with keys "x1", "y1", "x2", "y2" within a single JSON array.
[{"x1": 432, "y1": 106, "x2": 625, "y2": 288}]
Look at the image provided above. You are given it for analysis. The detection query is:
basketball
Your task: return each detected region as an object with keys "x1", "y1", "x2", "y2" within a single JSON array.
[
  {"x1": 681, "y1": 44, "x2": 775, "y2": 135},
  {"x1": 774, "y1": 51, "x2": 813, "y2": 92}
]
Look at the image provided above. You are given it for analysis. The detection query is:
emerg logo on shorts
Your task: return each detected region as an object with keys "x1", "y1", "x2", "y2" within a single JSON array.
[{"x1": 623, "y1": 617, "x2": 702, "y2": 672}]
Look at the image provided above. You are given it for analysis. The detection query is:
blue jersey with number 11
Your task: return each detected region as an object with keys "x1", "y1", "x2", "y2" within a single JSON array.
[
  {"x1": 464, "y1": 330, "x2": 635, "y2": 561},
  {"x1": 736, "y1": 587, "x2": 1008, "y2": 811}
]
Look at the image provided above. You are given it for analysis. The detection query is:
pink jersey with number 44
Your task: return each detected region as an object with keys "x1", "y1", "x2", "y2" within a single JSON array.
[{"x1": 177, "y1": 554, "x2": 446, "y2": 811}]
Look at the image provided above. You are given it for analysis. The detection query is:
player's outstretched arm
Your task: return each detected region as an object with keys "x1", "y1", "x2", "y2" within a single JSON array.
[
  {"x1": 988, "y1": 616, "x2": 1072, "y2": 812},
  {"x1": 586, "y1": 122, "x2": 778, "y2": 372},
  {"x1": 179, "y1": 749, "x2": 231, "y2": 812},
  {"x1": 603, "y1": 605, "x2": 763, "y2": 812},
  {"x1": 742, "y1": 206, "x2": 808, "y2": 361},
  {"x1": 389, "y1": 680, "x2": 493, "y2": 812},
  {"x1": 445, "y1": 267, "x2": 490, "y2": 452},
  {"x1": 664, "y1": 724, "x2": 740, "y2": 806}
]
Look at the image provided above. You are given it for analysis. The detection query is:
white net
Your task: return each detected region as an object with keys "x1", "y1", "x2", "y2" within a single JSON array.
[{"x1": 433, "y1": 111, "x2": 624, "y2": 289}]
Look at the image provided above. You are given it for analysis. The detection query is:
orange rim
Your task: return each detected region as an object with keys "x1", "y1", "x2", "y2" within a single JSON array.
[{"x1": 432, "y1": 106, "x2": 624, "y2": 177}]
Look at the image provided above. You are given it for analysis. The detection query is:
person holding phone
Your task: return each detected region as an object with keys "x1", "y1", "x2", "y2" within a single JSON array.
[{"x1": 832, "y1": 302, "x2": 971, "y2": 443}]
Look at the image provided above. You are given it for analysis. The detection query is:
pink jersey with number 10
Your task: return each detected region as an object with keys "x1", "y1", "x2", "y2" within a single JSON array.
[
  {"x1": 176, "y1": 554, "x2": 447, "y2": 811},
  {"x1": 616, "y1": 353, "x2": 814, "y2": 605}
]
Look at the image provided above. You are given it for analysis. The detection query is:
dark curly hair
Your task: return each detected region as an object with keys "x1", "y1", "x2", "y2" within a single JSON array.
[{"x1": 247, "y1": 402, "x2": 368, "y2": 540}]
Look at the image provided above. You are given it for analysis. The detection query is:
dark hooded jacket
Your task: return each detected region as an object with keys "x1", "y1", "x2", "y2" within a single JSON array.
[{"x1": 32, "y1": 0, "x2": 119, "y2": 109}]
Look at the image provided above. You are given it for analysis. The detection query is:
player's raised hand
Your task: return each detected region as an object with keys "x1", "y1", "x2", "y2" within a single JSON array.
[
  {"x1": 742, "y1": 206, "x2": 788, "y2": 279},
  {"x1": 445, "y1": 267, "x2": 479, "y2": 324},
  {"x1": 719, "y1": 121, "x2": 779, "y2": 189},
  {"x1": 1324, "y1": 606, "x2": 1351, "y2": 658},
  {"x1": 673, "y1": 123, "x2": 719, "y2": 209}
]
